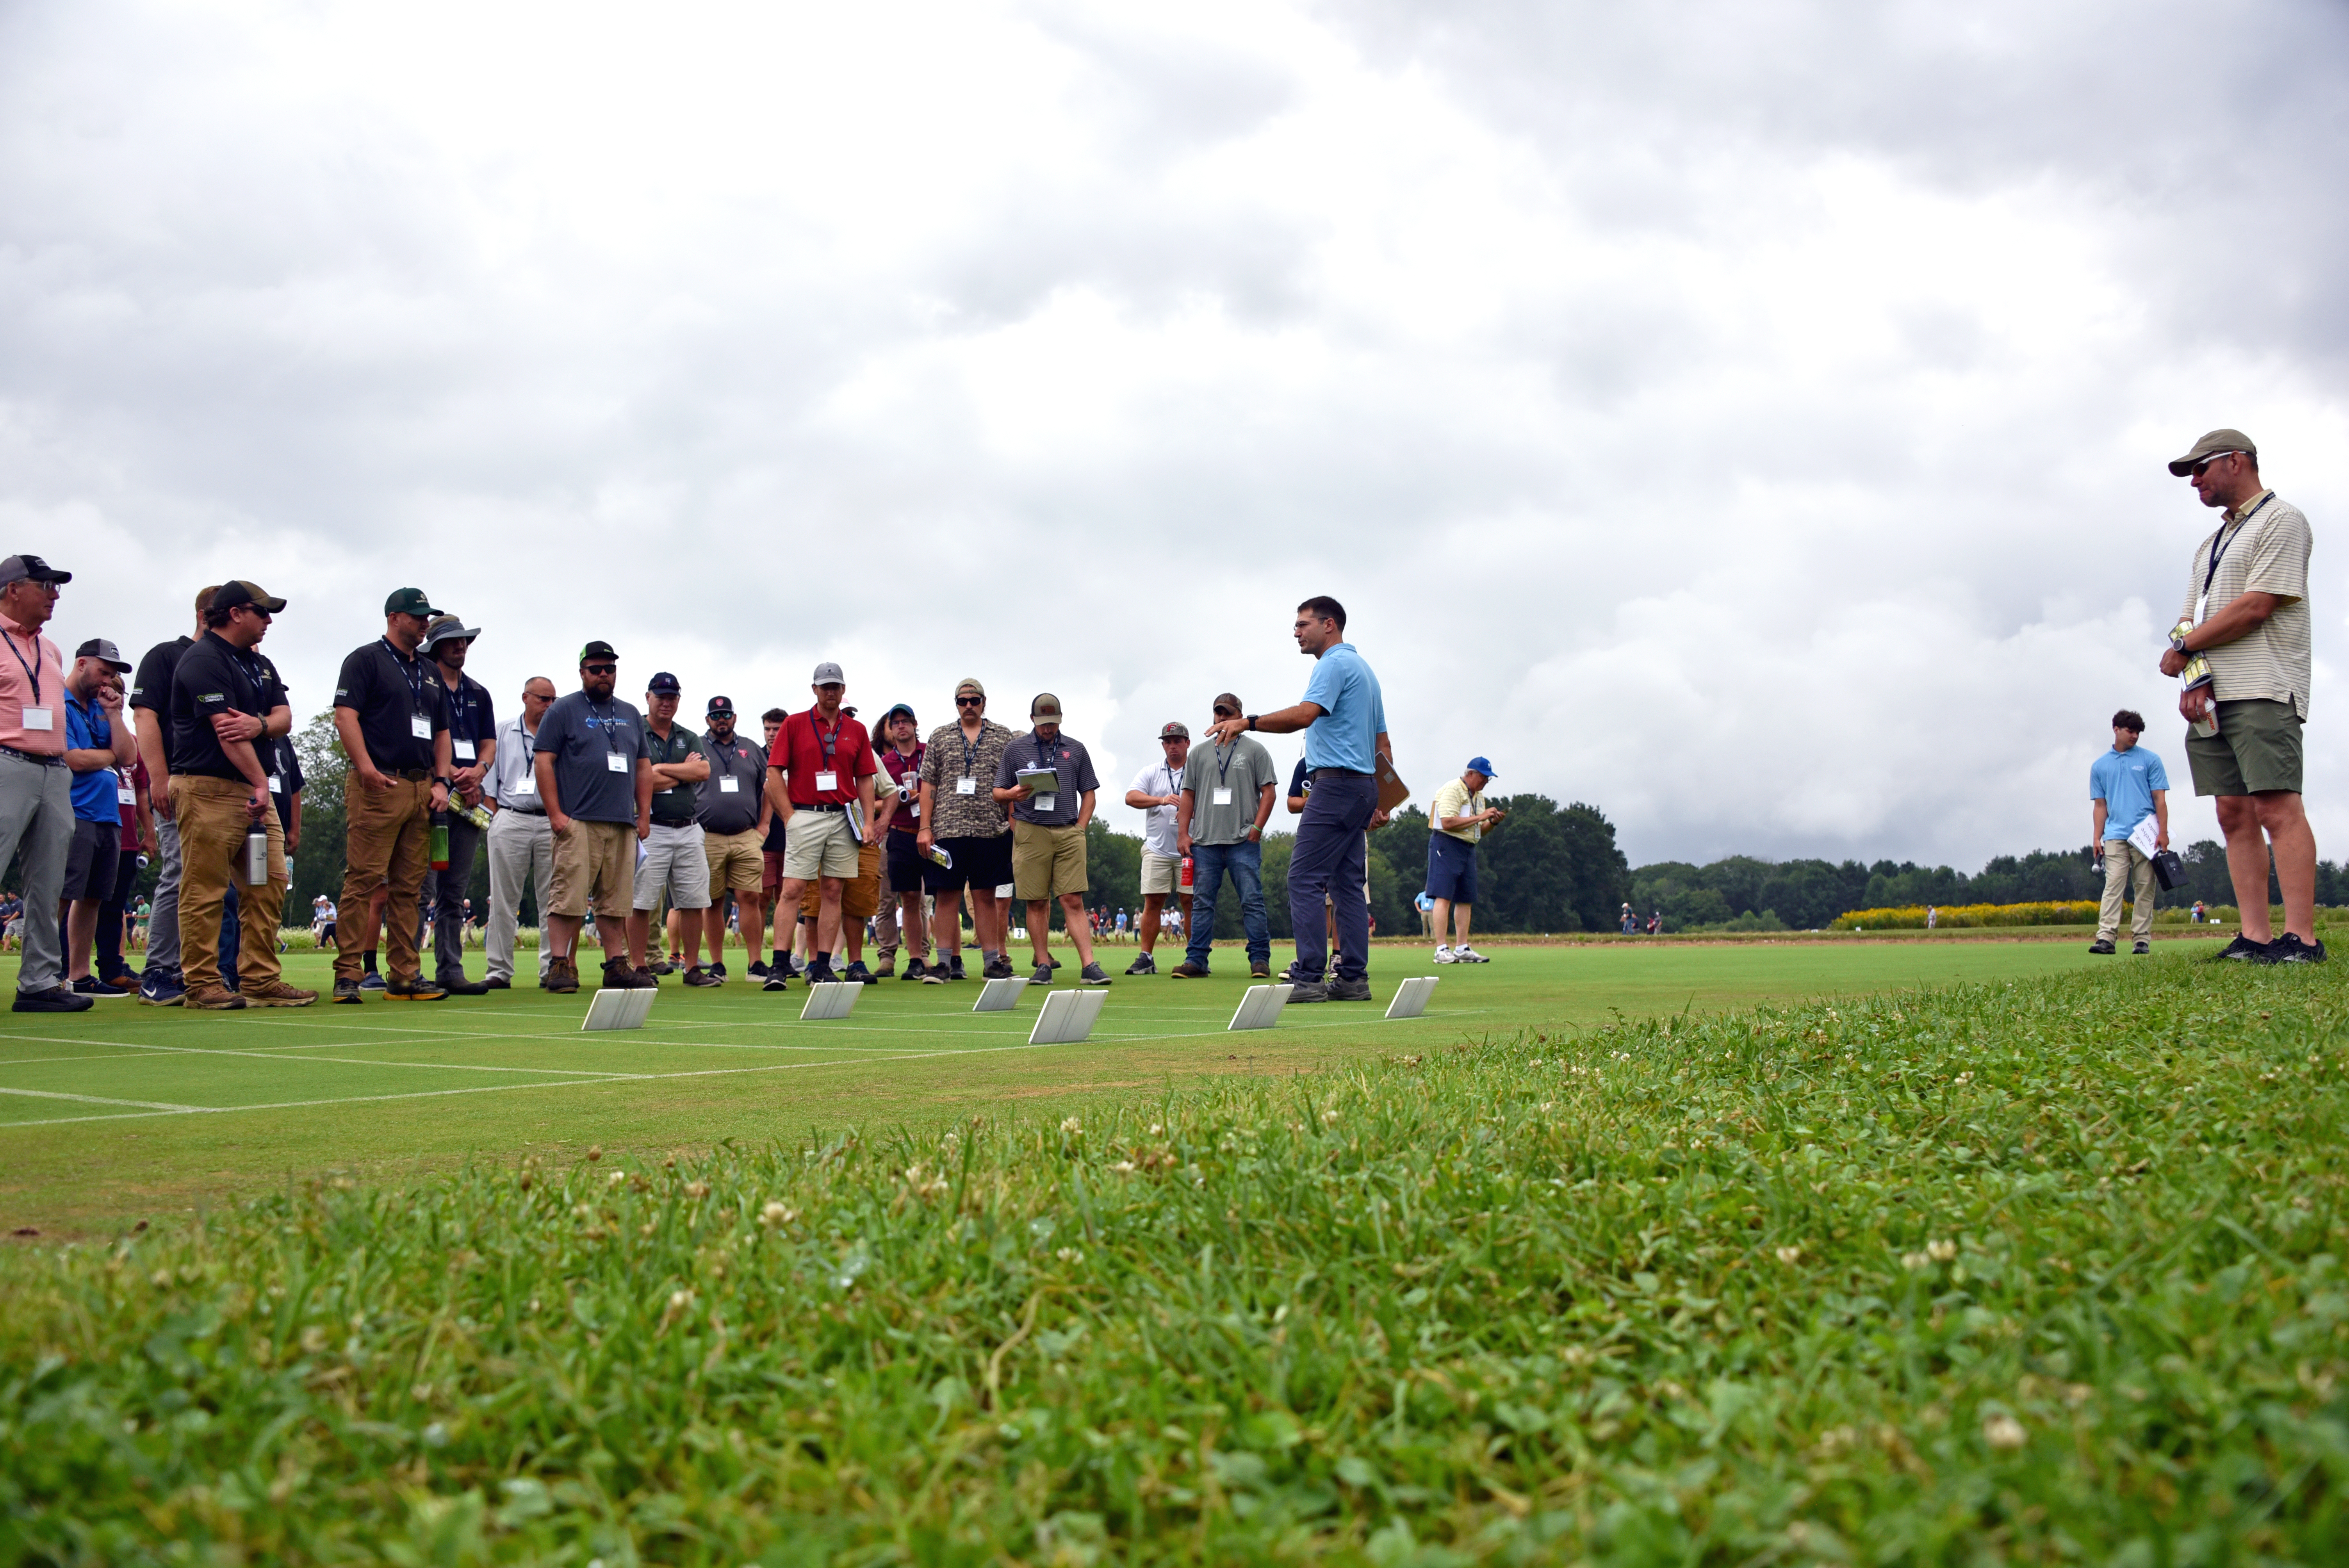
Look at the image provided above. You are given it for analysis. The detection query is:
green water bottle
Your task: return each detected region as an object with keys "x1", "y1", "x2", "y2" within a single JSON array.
[{"x1": 430, "y1": 809, "x2": 451, "y2": 871}]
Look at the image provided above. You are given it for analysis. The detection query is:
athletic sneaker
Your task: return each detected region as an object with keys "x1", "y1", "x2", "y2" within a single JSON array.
[
  {"x1": 1433, "y1": 944, "x2": 1456, "y2": 963},
  {"x1": 359, "y1": 970, "x2": 387, "y2": 992},
  {"x1": 385, "y1": 975, "x2": 447, "y2": 1001},
  {"x1": 902, "y1": 958, "x2": 929, "y2": 982},
  {"x1": 710, "y1": 962, "x2": 728, "y2": 980},
  {"x1": 1125, "y1": 952, "x2": 1157, "y2": 976},
  {"x1": 1453, "y1": 946, "x2": 1490, "y2": 964},
  {"x1": 72, "y1": 975, "x2": 132, "y2": 998},
  {"x1": 1327, "y1": 976, "x2": 1373, "y2": 1001},
  {"x1": 2133, "y1": 941, "x2": 2151, "y2": 955},
  {"x1": 244, "y1": 979, "x2": 318, "y2": 1008},
  {"x1": 182, "y1": 983, "x2": 246, "y2": 1011},
  {"x1": 13, "y1": 984, "x2": 94, "y2": 1013},
  {"x1": 1286, "y1": 980, "x2": 1329, "y2": 1003},
  {"x1": 762, "y1": 966, "x2": 790, "y2": 992},
  {"x1": 807, "y1": 959, "x2": 841, "y2": 986},
  {"x1": 1028, "y1": 963, "x2": 1054, "y2": 985},
  {"x1": 920, "y1": 964, "x2": 948, "y2": 985},
  {"x1": 2088, "y1": 939, "x2": 2117, "y2": 955},
  {"x1": 682, "y1": 965, "x2": 720, "y2": 987},
  {"x1": 843, "y1": 960, "x2": 877, "y2": 985},
  {"x1": 1080, "y1": 962, "x2": 1111, "y2": 986},
  {"x1": 747, "y1": 959, "x2": 770, "y2": 978},
  {"x1": 332, "y1": 978, "x2": 364, "y2": 1004},
  {"x1": 2214, "y1": 934, "x2": 2271, "y2": 962},
  {"x1": 2265, "y1": 932, "x2": 2328, "y2": 964}
]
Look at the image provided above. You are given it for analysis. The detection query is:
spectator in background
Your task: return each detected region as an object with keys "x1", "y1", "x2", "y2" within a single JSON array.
[
  {"x1": 2089, "y1": 708, "x2": 2169, "y2": 956},
  {"x1": 693, "y1": 695, "x2": 765, "y2": 986},
  {"x1": 420, "y1": 615, "x2": 494, "y2": 996},
  {"x1": 1121, "y1": 720, "x2": 1191, "y2": 976},
  {"x1": 2161, "y1": 430, "x2": 2320, "y2": 962},
  {"x1": 870, "y1": 702, "x2": 932, "y2": 981},
  {"x1": 61, "y1": 640, "x2": 137, "y2": 994},
  {"x1": 534, "y1": 641, "x2": 654, "y2": 992},
  {"x1": 128, "y1": 584, "x2": 217, "y2": 1007},
  {"x1": 1173, "y1": 701, "x2": 1279, "y2": 980},
  {"x1": 916, "y1": 679, "x2": 1017, "y2": 982},
  {"x1": 95, "y1": 746, "x2": 153, "y2": 990},
  {"x1": 1427, "y1": 756, "x2": 1501, "y2": 964},
  {"x1": 483, "y1": 676, "x2": 556, "y2": 988},
  {"x1": 631, "y1": 672, "x2": 711, "y2": 984},
  {"x1": 754, "y1": 706, "x2": 790, "y2": 976},
  {"x1": 997, "y1": 693, "x2": 1111, "y2": 987},
  {"x1": 0, "y1": 554, "x2": 92, "y2": 1013}
]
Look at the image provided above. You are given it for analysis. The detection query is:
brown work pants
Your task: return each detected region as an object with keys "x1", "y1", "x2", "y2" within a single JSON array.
[
  {"x1": 336, "y1": 775, "x2": 433, "y2": 983},
  {"x1": 175, "y1": 775, "x2": 287, "y2": 992}
]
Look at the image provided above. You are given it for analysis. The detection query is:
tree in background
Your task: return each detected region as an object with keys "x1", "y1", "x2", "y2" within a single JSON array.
[{"x1": 289, "y1": 711, "x2": 345, "y2": 917}]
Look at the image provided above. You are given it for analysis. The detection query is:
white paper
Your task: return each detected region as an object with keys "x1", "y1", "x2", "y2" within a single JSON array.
[
  {"x1": 814, "y1": 770, "x2": 838, "y2": 792},
  {"x1": 2127, "y1": 814, "x2": 2161, "y2": 859},
  {"x1": 453, "y1": 739, "x2": 475, "y2": 761},
  {"x1": 410, "y1": 714, "x2": 432, "y2": 739},
  {"x1": 956, "y1": 777, "x2": 977, "y2": 795},
  {"x1": 1212, "y1": 787, "x2": 1233, "y2": 806},
  {"x1": 718, "y1": 776, "x2": 740, "y2": 793},
  {"x1": 605, "y1": 752, "x2": 628, "y2": 773},
  {"x1": 21, "y1": 706, "x2": 51, "y2": 732}
]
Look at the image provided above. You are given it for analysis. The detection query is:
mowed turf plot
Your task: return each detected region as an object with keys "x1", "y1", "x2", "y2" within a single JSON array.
[{"x1": 0, "y1": 939, "x2": 2107, "y2": 1235}]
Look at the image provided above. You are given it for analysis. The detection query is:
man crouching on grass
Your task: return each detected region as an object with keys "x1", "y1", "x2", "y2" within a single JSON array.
[{"x1": 2088, "y1": 710, "x2": 2167, "y2": 956}]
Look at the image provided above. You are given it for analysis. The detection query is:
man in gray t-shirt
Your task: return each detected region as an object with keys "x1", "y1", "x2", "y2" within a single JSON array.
[
  {"x1": 1173, "y1": 695, "x2": 1280, "y2": 978},
  {"x1": 994, "y1": 692, "x2": 1110, "y2": 985},
  {"x1": 531, "y1": 640, "x2": 653, "y2": 992}
]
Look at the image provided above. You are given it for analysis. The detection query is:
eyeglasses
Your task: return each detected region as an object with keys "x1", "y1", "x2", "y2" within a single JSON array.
[
  {"x1": 955, "y1": 696, "x2": 984, "y2": 707},
  {"x1": 2192, "y1": 451, "x2": 2240, "y2": 477},
  {"x1": 582, "y1": 663, "x2": 617, "y2": 676}
]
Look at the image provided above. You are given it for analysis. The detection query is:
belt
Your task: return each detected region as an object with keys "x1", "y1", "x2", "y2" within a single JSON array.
[
  {"x1": 793, "y1": 802, "x2": 846, "y2": 813},
  {"x1": 503, "y1": 804, "x2": 545, "y2": 816},
  {"x1": 1310, "y1": 766, "x2": 1372, "y2": 778},
  {"x1": 651, "y1": 816, "x2": 697, "y2": 830},
  {"x1": 0, "y1": 744, "x2": 62, "y2": 768},
  {"x1": 394, "y1": 768, "x2": 432, "y2": 781}
]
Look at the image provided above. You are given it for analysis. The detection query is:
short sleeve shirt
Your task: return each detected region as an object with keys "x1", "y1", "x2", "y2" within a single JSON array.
[
  {"x1": 918, "y1": 719, "x2": 1016, "y2": 838},
  {"x1": 643, "y1": 722, "x2": 702, "y2": 825},
  {"x1": 696, "y1": 729, "x2": 765, "y2": 835},
  {"x1": 769, "y1": 709, "x2": 877, "y2": 807},
  {"x1": 335, "y1": 640, "x2": 451, "y2": 773},
  {"x1": 1130, "y1": 759, "x2": 1185, "y2": 856},
  {"x1": 437, "y1": 672, "x2": 497, "y2": 766},
  {"x1": 1300, "y1": 642, "x2": 1386, "y2": 773},
  {"x1": 1289, "y1": 756, "x2": 1312, "y2": 802},
  {"x1": 996, "y1": 731, "x2": 1100, "y2": 827},
  {"x1": 1431, "y1": 776, "x2": 1486, "y2": 844},
  {"x1": 268, "y1": 733, "x2": 304, "y2": 832},
  {"x1": 878, "y1": 743, "x2": 927, "y2": 834},
  {"x1": 533, "y1": 691, "x2": 645, "y2": 824},
  {"x1": 168, "y1": 631, "x2": 282, "y2": 782},
  {"x1": 115, "y1": 756, "x2": 148, "y2": 852},
  {"x1": 1184, "y1": 736, "x2": 1279, "y2": 846},
  {"x1": 2089, "y1": 746, "x2": 2169, "y2": 842},
  {"x1": 0, "y1": 618, "x2": 67, "y2": 758},
  {"x1": 2178, "y1": 492, "x2": 2314, "y2": 716},
  {"x1": 64, "y1": 694, "x2": 121, "y2": 823}
]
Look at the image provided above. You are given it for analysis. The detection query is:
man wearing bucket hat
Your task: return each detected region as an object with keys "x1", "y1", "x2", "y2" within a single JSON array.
[
  {"x1": 2159, "y1": 429, "x2": 2322, "y2": 962},
  {"x1": 0, "y1": 555, "x2": 93, "y2": 1011},
  {"x1": 331, "y1": 587, "x2": 455, "y2": 1002},
  {"x1": 60, "y1": 638, "x2": 138, "y2": 994},
  {"x1": 996, "y1": 692, "x2": 1111, "y2": 986},
  {"x1": 169, "y1": 580, "x2": 312, "y2": 1009},
  {"x1": 1428, "y1": 756, "x2": 1504, "y2": 963},
  {"x1": 417, "y1": 614, "x2": 495, "y2": 995}
]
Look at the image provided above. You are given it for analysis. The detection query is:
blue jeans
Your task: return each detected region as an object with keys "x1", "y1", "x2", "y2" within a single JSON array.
[
  {"x1": 1287, "y1": 770, "x2": 1375, "y2": 984},
  {"x1": 1185, "y1": 838, "x2": 1269, "y2": 968}
]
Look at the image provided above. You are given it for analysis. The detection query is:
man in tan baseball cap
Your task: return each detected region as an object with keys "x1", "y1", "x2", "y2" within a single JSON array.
[{"x1": 2157, "y1": 428, "x2": 2322, "y2": 962}]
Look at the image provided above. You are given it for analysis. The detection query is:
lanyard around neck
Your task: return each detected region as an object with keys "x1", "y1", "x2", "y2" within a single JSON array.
[
  {"x1": 1, "y1": 627, "x2": 39, "y2": 705},
  {"x1": 2205, "y1": 492, "x2": 2276, "y2": 602},
  {"x1": 380, "y1": 638, "x2": 430, "y2": 713}
]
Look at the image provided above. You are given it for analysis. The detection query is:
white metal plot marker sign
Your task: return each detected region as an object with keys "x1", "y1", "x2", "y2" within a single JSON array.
[
  {"x1": 1384, "y1": 976, "x2": 1439, "y2": 1020},
  {"x1": 972, "y1": 976, "x2": 1029, "y2": 1012},
  {"x1": 1227, "y1": 984, "x2": 1293, "y2": 1032},
  {"x1": 581, "y1": 988, "x2": 656, "y2": 1032},
  {"x1": 1028, "y1": 988, "x2": 1108, "y2": 1045},
  {"x1": 799, "y1": 982, "x2": 864, "y2": 1021}
]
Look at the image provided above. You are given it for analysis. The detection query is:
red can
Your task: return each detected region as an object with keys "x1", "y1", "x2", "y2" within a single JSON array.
[{"x1": 1180, "y1": 855, "x2": 1194, "y2": 890}]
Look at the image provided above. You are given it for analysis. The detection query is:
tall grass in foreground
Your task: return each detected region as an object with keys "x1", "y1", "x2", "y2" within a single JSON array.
[{"x1": 5, "y1": 960, "x2": 2349, "y2": 1565}]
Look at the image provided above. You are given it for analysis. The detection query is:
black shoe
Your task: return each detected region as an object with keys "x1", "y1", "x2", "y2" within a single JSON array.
[
  {"x1": 440, "y1": 978, "x2": 489, "y2": 996},
  {"x1": 2133, "y1": 941, "x2": 2151, "y2": 955},
  {"x1": 1169, "y1": 961, "x2": 1209, "y2": 979},
  {"x1": 763, "y1": 968, "x2": 790, "y2": 992},
  {"x1": 72, "y1": 975, "x2": 132, "y2": 998},
  {"x1": 844, "y1": 960, "x2": 877, "y2": 984},
  {"x1": 2265, "y1": 932, "x2": 2328, "y2": 964},
  {"x1": 982, "y1": 959, "x2": 1015, "y2": 982},
  {"x1": 903, "y1": 958, "x2": 929, "y2": 982},
  {"x1": 1250, "y1": 962, "x2": 1271, "y2": 979},
  {"x1": 682, "y1": 965, "x2": 720, "y2": 987},
  {"x1": 2088, "y1": 939, "x2": 2116, "y2": 954},
  {"x1": 1125, "y1": 952, "x2": 1157, "y2": 976},
  {"x1": 484, "y1": 976, "x2": 512, "y2": 989},
  {"x1": 1285, "y1": 981, "x2": 1329, "y2": 1003},
  {"x1": 748, "y1": 959, "x2": 770, "y2": 977},
  {"x1": 386, "y1": 975, "x2": 447, "y2": 1001},
  {"x1": 2215, "y1": 934, "x2": 2272, "y2": 962},
  {"x1": 806, "y1": 959, "x2": 839, "y2": 985},
  {"x1": 332, "y1": 978, "x2": 365, "y2": 1004},
  {"x1": 1080, "y1": 962, "x2": 1111, "y2": 986},
  {"x1": 13, "y1": 985, "x2": 94, "y2": 1013},
  {"x1": 1028, "y1": 964, "x2": 1054, "y2": 985},
  {"x1": 1328, "y1": 976, "x2": 1372, "y2": 1001},
  {"x1": 710, "y1": 962, "x2": 728, "y2": 980}
]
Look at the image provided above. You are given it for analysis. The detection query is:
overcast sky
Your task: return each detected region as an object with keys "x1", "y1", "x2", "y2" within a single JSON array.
[{"x1": 4, "y1": 0, "x2": 2343, "y2": 869}]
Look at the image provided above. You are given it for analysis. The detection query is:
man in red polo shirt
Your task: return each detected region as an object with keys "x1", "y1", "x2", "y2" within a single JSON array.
[{"x1": 762, "y1": 661, "x2": 879, "y2": 989}]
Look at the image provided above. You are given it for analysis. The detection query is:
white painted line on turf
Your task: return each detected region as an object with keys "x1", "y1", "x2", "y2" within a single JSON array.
[
  {"x1": 0, "y1": 1033, "x2": 644, "y2": 1079},
  {"x1": 0, "y1": 1085, "x2": 210, "y2": 1112}
]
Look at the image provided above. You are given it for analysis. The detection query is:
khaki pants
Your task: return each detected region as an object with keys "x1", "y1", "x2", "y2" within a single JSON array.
[
  {"x1": 337, "y1": 775, "x2": 433, "y2": 983},
  {"x1": 176, "y1": 775, "x2": 287, "y2": 992},
  {"x1": 802, "y1": 834, "x2": 883, "y2": 920},
  {"x1": 2097, "y1": 841, "x2": 2156, "y2": 943}
]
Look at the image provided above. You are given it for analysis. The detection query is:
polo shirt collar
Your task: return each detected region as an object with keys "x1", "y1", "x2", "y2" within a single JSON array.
[
  {"x1": 0, "y1": 611, "x2": 41, "y2": 640},
  {"x1": 2225, "y1": 489, "x2": 2274, "y2": 523}
]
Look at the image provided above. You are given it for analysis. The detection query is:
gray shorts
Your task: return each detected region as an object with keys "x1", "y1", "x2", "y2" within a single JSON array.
[{"x1": 633, "y1": 822, "x2": 711, "y2": 911}]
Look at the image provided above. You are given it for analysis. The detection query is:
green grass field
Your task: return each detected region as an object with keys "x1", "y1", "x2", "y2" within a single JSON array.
[{"x1": 0, "y1": 940, "x2": 2116, "y2": 1238}]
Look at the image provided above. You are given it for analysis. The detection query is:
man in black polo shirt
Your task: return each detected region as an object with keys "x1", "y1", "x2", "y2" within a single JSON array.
[
  {"x1": 168, "y1": 581, "x2": 311, "y2": 1009},
  {"x1": 693, "y1": 695, "x2": 765, "y2": 986},
  {"x1": 127, "y1": 584, "x2": 217, "y2": 1007},
  {"x1": 331, "y1": 587, "x2": 454, "y2": 1003},
  {"x1": 419, "y1": 614, "x2": 495, "y2": 996},
  {"x1": 629, "y1": 672, "x2": 710, "y2": 985}
]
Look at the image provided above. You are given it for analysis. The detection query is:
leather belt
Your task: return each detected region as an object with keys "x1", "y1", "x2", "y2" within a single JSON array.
[
  {"x1": 793, "y1": 802, "x2": 846, "y2": 813},
  {"x1": 503, "y1": 804, "x2": 546, "y2": 816},
  {"x1": 0, "y1": 744, "x2": 63, "y2": 768},
  {"x1": 1310, "y1": 766, "x2": 1372, "y2": 777},
  {"x1": 394, "y1": 768, "x2": 432, "y2": 781}
]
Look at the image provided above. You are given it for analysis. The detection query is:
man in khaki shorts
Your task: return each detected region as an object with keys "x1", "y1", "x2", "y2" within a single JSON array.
[
  {"x1": 763, "y1": 661, "x2": 878, "y2": 989},
  {"x1": 2159, "y1": 428, "x2": 2321, "y2": 963},
  {"x1": 533, "y1": 640, "x2": 654, "y2": 992},
  {"x1": 996, "y1": 693, "x2": 1111, "y2": 986},
  {"x1": 693, "y1": 695, "x2": 764, "y2": 985}
]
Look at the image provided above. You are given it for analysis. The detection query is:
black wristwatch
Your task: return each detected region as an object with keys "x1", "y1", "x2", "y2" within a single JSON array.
[{"x1": 1245, "y1": 714, "x2": 1258, "y2": 732}]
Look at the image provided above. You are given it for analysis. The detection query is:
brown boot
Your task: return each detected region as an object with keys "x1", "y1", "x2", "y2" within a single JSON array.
[
  {"x1": 183, "y1": 983, "x2": 247, "y2": 1011},
  {"x1": 243, "y1": 978, "x2": 318, "y2": 1008},
  {"x1": 545, "y1": 955, "x2": 579, "y2": 994}
]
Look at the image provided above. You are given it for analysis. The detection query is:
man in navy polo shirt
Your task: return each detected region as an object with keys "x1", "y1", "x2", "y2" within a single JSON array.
[
  {"x1": 61, "y1": 639, "x2": 137, "y2": 994},
  {"x1": 1207, "y1": 595, "x2": 1389, "y2": 1002}
]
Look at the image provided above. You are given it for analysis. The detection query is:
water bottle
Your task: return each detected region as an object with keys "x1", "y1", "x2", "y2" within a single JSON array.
[
  {"x1": 243, "y1": 823, "x2": 268, "y2": 886},
  {"x1": 430, "y1": 810, "x2": 451, "y2": 871}
]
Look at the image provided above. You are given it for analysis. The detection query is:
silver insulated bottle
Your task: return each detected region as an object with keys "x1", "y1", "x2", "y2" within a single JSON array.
[{"x1": 243, "y1": 823, "x2": 268, "y2": 885}]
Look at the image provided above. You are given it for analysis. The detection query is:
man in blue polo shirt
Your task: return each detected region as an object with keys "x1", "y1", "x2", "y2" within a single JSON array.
[
  {"x1": 1207, "y1": 595, "x2": 1389, "y2": 1001},
  {"x1": 2089, "y1": 708, "x2": 2171, "y2": 956}
]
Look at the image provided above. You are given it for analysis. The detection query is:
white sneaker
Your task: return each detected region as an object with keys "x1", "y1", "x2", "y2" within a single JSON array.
[
  {"x1": 1454, "y1": 944, "x2": 1490, "y2": 964},
  {"x1": 1433, "y1": 945, "x2": 1457, "y2": 964}
]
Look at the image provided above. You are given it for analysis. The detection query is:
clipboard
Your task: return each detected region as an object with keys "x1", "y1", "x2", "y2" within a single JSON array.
[{"x1": 1374, "y1": 753, "x2": 1411, "y2": 814}]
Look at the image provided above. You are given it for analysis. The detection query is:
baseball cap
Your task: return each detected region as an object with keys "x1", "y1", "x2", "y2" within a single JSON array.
[
  {"x1": 812, "y1": 661, "x2": 845, "y2": 685},
  {"x1": 882, "y1": 702, "x2": 916, "y2": 724},
  {"x1": 0, "y1": 554, "x2": 70, "y2": 587},
  {"x1": 1158, "y1": 720, "x2": 1189, "y2": 740},
  {"x1": 213, "y1": 580, "x2": 289, "y2": 614},
  {"x1": 579, "y1": 640, "x2": 618, "y2": 665},
  {"x1": 955, "y1": 676, "x2": 986, "y2": 699},
  {"x1": 1466, "y1": 756, "x2": 1497, "y2": 777},
  {"x1": 1212, "y1": 691, "x2": 1242, "y2": 715},
  {"x1": 1031, "y1": 693, "x2": 1063, "y2": 721},
  {"x1": 647, "y1": 671, "x2": 681, "y2": 695},
  {"x1": 75, "y1": 638, "x2": 132, "y2": 673},
  {"x1": 421, "y1": 614, "x2": 478, "y2": 648},
  {"x1": 706, "y1": 694, "x2": 736, "y2": 716},
  {"x1": 2168, "y1": 428, "x2": 2258, "y2": 476},
  {"x1": 384, "y1": 586, "x2": 438, "y2": 617}
]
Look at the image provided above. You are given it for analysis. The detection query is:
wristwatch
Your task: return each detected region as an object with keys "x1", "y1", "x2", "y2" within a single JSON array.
[{"x1": 1244, "y1": 714, "x2": 1258, "y2": 732}]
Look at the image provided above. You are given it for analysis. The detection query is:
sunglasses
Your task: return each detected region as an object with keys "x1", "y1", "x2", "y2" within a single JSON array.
[
  {"x1": 2192, "y1": 451, "x2": 2240, "y2": 477},
  {"x1": 955, "y1": 696, "x2": 984, "y2": 707},
  {"x1": 1212, "y1": 707, "x2": 1237, "y2": 718},
  {"x1": 582, "y1": 663, "x2": 617, "y2": 675}
]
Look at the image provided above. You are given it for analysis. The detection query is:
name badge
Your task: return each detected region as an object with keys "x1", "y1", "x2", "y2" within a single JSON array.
[
  {"x1": 1034, "y1": 793, "x2": 1058, "y2": 813},
  {"x1": 268, "y1": 773, "x2": 283, "y2": 792},
  {"x1": 606, "y1": 753, "x2": 628, "y2": 773},
  {"x1": 453, "y1": 739, "x2": 476, "y2": 761},
  {"x1": 1212, "y1": 787, "x2": 1233, "y2": 806},
  {"x1": 956, "y1": 777, "x2": 977, "y2": 795},
  {"x1": 410, "y1": 714, "x2": 432, "y2": 739},
  {"x1": 118, "y1": 786, "x2": 137, "y2": 805},
  {"x1": 814, "y1": 771, "x2": 838, "y2": 792},
  {"x1": 2195, "y1": 593, "x2": 2209, "y2": 625},
  {"x1": 21, "y1": 707, "x2": 51, "y2": 732},
  {"x1": 718, "y1": 776, "x2": 740, "y2": 793},
  {"x1": 515, "y1": 774, "x2": 536, "y2": 795}
]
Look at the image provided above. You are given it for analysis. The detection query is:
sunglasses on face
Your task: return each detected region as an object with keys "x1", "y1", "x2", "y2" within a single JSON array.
[
  {"x1": 1213, "y1": 707, "x2": 1236, "y2": 718},
  {"x1": 582, "y1": 663, "x2": 617, "y2": 676},
  {"x1": 2192, "y1": 452, "x2": 2239, "y2": 477},
  {"x1": 955, "y1": 696, "x2": 984, "y2": 707}
]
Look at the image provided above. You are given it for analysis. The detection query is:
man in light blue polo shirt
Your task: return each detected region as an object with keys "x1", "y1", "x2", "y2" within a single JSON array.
[
  {"x1": 2089, "y1": 707, "x2": 2170, "y2": 956},
  {"x1": 1207, "y1": 595, "x2": 1389, "y2": 1001}
]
